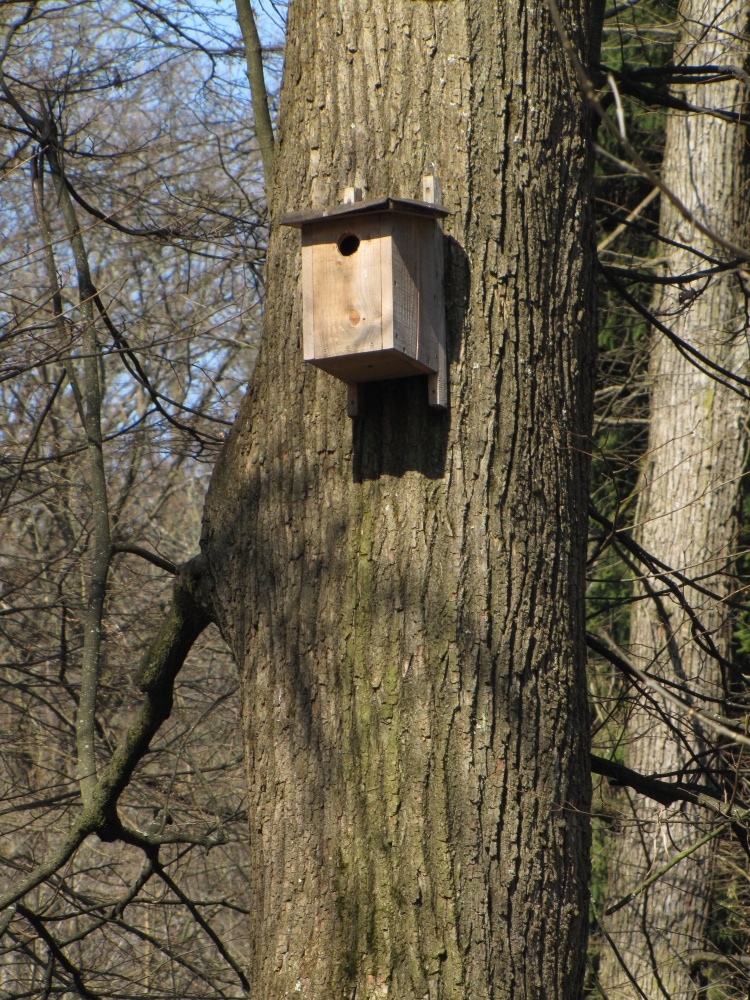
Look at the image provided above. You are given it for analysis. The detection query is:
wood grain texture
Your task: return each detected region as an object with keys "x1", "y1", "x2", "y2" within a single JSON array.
[
  {"x1": 416, "y1": 219, "x2": 442, "y2": 374},
  {"x1": 313, "y1": 347, "x2": 432, "y2": 382},
  {"x1": 422, "y1": 175, "x2": 447, "y2": 408},
  {"x1": 201, "y1": 0, "x2": 599, "y2": 995},
  {"x1": 389, "y1": 216, "x2": 419, "y2": 358},
  {"x1": 311, "y1": 216, "x2": 383, "y2": 358},
  {"x1": 304, "y1": 210, "x2": 443, "y2": 387},
  {"x1": 301, "y1": 229, "x2": 315, "y2": 360}
]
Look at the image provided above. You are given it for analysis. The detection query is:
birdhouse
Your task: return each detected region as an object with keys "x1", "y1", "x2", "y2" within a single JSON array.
[{"x1": 280, "y1": 177, "x2": 448, "y2": 415}]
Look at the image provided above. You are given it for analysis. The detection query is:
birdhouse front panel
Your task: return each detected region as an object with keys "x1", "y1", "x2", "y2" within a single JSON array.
[{"x1": 303, "y1": 215, "x2": 384, "y2": 368}]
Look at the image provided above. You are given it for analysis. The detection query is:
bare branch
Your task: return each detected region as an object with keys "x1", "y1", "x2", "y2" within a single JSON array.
[
  {"x1": 0, "y1": 557, "x2": 214, "y2": 910},
  {"x1": 112, "y1": 543, "x2": 179, "y2": 576},
  {"x1": 604, "y1": 822, "x2": 733, "y2": 916},
  {"x1": 590, "y1": 631, "x2": 750, "y2": 748},
  {"x1": 591, "y1": 754, "x2": 749, "y2": 820},
  {"x1": 547, "y1": 0, "x2": 750, "y2": 263},
  {"x1": 150, "y1": 859, "x2": 249, "y2": 991},
  {"x1": 234, "y1": 0, "x2": 274, "y2": 202}
]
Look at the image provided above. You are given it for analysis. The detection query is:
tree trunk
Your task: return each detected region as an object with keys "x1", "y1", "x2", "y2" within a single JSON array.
[
  {"x1": 599, "y1": 3, "x2": 750, "y2": 996},
  {"x1": 201, "y1": 1, "x2": 599, "y2": 996}
]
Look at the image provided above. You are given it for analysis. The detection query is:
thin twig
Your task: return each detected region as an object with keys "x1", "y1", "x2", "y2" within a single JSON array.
[
  {"x1": 591, "y1": 631, "x2": 750, "y2": 748},
  {"x1": 604, "y1": 822, "x2": 733, "y2": 916},
  {"x1": 0, "y1": 370, "x2": 65, "y2": 518},
  {"x1": 0, "y1": 558, "x2": 213, "y2": 911},
  {"x1": 15, "y1": 904, "x2": 101, "y2": 999},
  {"x1": 592, "y1": 903, "x2": 652, "y2": 1000},
  {"x1": 151, "y1": 861, "x2": 249, "y2": 991},
  {"x1": 598, "y1": 187, "x2": 659, "y2": 252},
  {"x1": 547, "y1": 0, "x2": 750, "y2": 262}
]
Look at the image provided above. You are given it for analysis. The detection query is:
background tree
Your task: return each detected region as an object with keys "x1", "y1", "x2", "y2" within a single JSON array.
[
  {"x1": 599, "y1": 0, "x2": 750, "y2": 985},
  {"x1": 587, "y1": 0, "x2": 750, "y2": 995}
]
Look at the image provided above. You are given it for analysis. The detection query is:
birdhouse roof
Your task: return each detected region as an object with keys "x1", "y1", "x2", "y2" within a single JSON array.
[{"x1": 279, "y1": 196, "x2": 449, "y2": 228}]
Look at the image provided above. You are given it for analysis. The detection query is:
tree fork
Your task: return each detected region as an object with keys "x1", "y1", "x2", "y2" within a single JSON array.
[{"x1": 0, "y1": 556, "x2": 214, "y2": 912}]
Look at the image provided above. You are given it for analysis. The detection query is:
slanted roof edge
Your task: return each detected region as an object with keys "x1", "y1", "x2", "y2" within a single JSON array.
[{"x1": 279, "y1": 196, "x2": 449, "y2": 228}]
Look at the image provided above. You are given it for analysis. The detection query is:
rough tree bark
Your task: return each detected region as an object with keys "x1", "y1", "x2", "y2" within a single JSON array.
[
  {"x1": 600, "y1": 2, "x2": 750, "y2": 996},
  {"x1": 201, "y1": 0, "x2": 599, "y2": 996}
]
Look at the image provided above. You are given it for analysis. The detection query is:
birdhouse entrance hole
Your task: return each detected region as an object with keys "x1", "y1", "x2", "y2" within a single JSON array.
[{"x1": 337, "y1": 233, "x2": 360, "y2": 257}]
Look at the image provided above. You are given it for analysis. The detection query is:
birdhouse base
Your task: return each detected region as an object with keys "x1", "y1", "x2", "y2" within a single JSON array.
[{"x1": 311, "y1": 348, "x2": 434, "y2": 384}]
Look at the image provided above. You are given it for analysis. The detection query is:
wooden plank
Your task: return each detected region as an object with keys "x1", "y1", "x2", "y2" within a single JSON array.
[
  {"x1": 388, "y1": 215, "x2": 419, "y2": 358},
  {"x1": 418, "y1": 219, "x2": 445, "y2": 386},
  {"x1": 380, "y1": 226, "x2": 394, "y2": 352},
  {"x1": 422, "y1": 174, "x2": 442, "y2": 206},
  {"x1": 427, "y1": 370, "x2": 447, "y2": 409},
  {"x1": 426, "y1": 256, "x2": 448, "y2": 409},
  {"x1": 311, "y1": 215, "x2": 383, "y2": 360},
  {"x1": 311, "y1": 348, "x2": 432, "y2": 383},
  {"x1": 421, "y1": 174, "x2": 447, "y2": 409},
  {"x1": 279, "y1": 196, "x2": 448, "y2": 228},
  {"x1": 346, "y1": 383, "x2": 362, "y2": 417},
  {"x1": 301, "y1": 228, "x2": 315, "y2": 361}
]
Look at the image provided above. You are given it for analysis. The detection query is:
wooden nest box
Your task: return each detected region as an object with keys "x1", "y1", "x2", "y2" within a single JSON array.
[{"x1": 280, "y1": 177, "x2": 448, "y2": 416}]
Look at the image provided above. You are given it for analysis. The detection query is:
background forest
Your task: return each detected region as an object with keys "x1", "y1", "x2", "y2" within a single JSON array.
[{"x1": 0, "y1": 0, "x2": 749, "y2": 997}]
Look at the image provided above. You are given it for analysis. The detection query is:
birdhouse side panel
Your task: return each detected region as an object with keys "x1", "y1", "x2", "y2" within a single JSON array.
[
  {"x1": 416, "y1": 219, "x2": 444, "y2": 374},
  {"x1": 382, "y1": 216, "x2": 419, "y2": 359},
  {"x1": 300, "y1": 229, "x2": 315, "y2": 361},
  {"x1": 309, "y1": 217, "x2": 383, "y2": 361}
]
